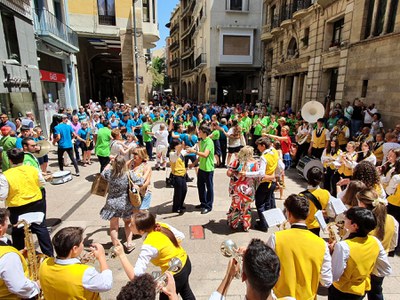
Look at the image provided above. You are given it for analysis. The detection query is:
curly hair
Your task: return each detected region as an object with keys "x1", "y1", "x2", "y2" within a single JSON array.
[
  {"x1": 237, "y1": 146, "x2": 254, "y2": 164},
  {"x1": 352, "y1": 161, "x2": 380, "y2": 189},
  {"x1": 117, "y1": 274, "x2": 156, "y2": 300}
]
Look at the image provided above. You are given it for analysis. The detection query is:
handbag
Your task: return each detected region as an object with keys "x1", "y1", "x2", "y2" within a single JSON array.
[
  {"x1": 91, "y1": 174, "x2": 109, "y2": 197},
  {"x1": 128, "y1": 172, "x2": 142, "y2": 207}
]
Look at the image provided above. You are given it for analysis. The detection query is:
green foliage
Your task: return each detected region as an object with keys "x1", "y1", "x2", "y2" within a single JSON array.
[{"x1": 150, "y1": 57, "x2": 166, "y2": 89}]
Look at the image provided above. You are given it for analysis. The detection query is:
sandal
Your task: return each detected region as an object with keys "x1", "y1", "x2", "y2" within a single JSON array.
[{"x1": 125, "y1": 243, "x2": 135, "y2": 253}]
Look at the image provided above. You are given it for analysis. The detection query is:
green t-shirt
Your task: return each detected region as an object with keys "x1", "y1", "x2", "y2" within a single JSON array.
[
  {"x1": 211, "y1": 130, "x2": 220, "y2": 140},
  {"x1": 183, "y1": 121, "x2": 192, "y2": 128},
  {"x1": 23, "y1": 152, "x2": 40, "y2": 170},
  {"x1": 241, "y1": 117, "x2": 252, "y2": 133},
  {"x1": 142, "y1": 122, "x2": 152, "y2": 142},
  {"x1": 254, "y1": 116, "x2": 270, "y2": 136},
  {"x1": 95, "y1": 127, "x2": 112, "y2": 157},
  {"x1": 199, "y1": 137, "x2": 215, "y2": 172}
]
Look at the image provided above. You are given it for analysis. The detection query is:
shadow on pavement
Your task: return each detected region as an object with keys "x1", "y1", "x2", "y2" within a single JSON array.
[{"x1": 203, "y1": 219, "x2": 233, "y2": 236}]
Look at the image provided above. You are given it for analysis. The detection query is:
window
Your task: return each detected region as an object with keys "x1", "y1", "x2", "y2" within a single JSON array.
[
  {"x1": 223, "y1": 35, "x2": 250, "y2": 55},
  {"x1": 142, "y1": 0, "x2": 150, "y2": 22},
  {"x1": 226, "y1": 0, "x2": 249, "y2": 11},
  {"x1": 152, "y1": 0, "x2": 156, "y2": 23},
  {"x1": 387, "y1": 0, "x2": 399, "y2": 33},
  {"x1": 1, "y1": 11, "x2": 20, "y2": 62},
  {"x1": 302, "y1": 27, "x2": 310, "y2": 47},
  {"x1": 364, "y1": 0, "x2": 375, "y2": 38},
  {"x1": 361, "y1": 80, "x2": 368, "y2": 98},
  {"x1": 331, "y1": 18, "x2": 344, "y2": 46},
  {"x1": 98, "y1": 0, "x2": 115, "y2": 25}
]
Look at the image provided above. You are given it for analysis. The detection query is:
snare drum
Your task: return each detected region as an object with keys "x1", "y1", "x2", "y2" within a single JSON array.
[
  {"x1": 51, "y1": 170, "x2": 73, "y2": 185},
  {"x1": 296, "y1": 156, "x2": 323, "y2": 180}
]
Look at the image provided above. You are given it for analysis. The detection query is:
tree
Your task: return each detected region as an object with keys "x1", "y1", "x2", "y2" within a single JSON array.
[{"x1": 150, "y1": 57, "x2": 166, "y2": 90}]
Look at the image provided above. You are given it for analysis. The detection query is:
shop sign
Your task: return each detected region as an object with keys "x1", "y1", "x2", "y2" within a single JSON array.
[{"x1": 40, "y1": 70, "x2": 66, "y2": 83}]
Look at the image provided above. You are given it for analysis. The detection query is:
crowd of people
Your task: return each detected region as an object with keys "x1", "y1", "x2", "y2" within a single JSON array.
[{"x1": 0, "y1": 96, "x2": 399, "y2": 299}]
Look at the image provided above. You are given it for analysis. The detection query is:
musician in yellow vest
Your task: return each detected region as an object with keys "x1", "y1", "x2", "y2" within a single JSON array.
[
  {"x1": 329, "y1": 207, "x2": 391, "y2": 300},
  {"x1": 308, "y1": 118, "x2": 330, "y2": 159},
  {"x1": 0, "y1": 149, "x2": 53, "y2": 257},
  {"x1": 267, "y1": 194, "x2": 332, "y2": 300},
  {"x1": 385, "y1": 164, "x2": 400, "y2": 255},
  {"x1": 330, "y1": 118, "x2": 350, "y2": 151},
  {"x1": 332, "y1": 142, "x2": 358, "y2": 193},
  {"x1": 244, "y1": 137, "x2": 279, "y2": 231},
  {"x1": 373, "y1": 132, "x2": 385, "y2": 165},
  {"x1": 0, "y1": 208, "x2": 40, "y2": 299},
  {"x1": 321, "y1": 139, "x2": 342, "y2": 195},
  {"x1": 356, "y1": 188, "x2": 398, "y2": 300},
  {"x1": 170, "y1": 139, "x2": 188, "y2": 213},
  {"x1": 39, "y1": 227, "x2": 113, "y2": 299},
  {"x1": 114, "y1": 211, "x2": 195, "y2": 300}
]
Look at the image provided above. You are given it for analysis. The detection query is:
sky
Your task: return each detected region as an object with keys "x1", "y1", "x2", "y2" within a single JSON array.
[{"x1": 155, "y1": 0, "x2": 180, "y2": 50}]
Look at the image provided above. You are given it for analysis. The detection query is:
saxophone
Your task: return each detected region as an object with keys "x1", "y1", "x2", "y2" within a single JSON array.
[
  {"x1": 14, "y1": 220, "x2": 46, "y2": 299},
  {"x1": 326, "y1": 221, "x2": 345, "y2": 243},
  {"x1": 85, "y1": 129, "x2": 92, "y2": 148}
]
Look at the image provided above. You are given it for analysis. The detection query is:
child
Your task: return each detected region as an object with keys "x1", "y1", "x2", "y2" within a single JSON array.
[
  {"x1": 154, "y1": 123, "x2": 169, "y2": 170},
  {"x1": 39, "y1": 227, "x2": 113, "y2": 299},
  {"x1": 273, "y1": 140, "x2": 285, "y2": 199},
  {"x1": 33, "y1": 126, "x2": 49, "y2": 173},
  {"x1": 169, "y1": 139, "x2": 188, "y2": 213},
  {"x1": 210, "y1": 121, "x2": 222, "y2": 167}
]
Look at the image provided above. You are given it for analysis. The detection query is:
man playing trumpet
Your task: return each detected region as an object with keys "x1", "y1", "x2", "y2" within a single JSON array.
[{"x1": 330, "y1": 118, "x2": 350, "y2": 151}]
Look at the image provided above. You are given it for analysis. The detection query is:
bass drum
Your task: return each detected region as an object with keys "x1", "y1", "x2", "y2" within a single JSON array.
[
  {"x1": 51, "y1": 170, "x2": 73, "y2": 185},
  {"x1": 152, "y1": 121, "x2": 167, "y2": 134},
  {"x1": 296, "y1": 156, "x2": 323, "y2": 180}
]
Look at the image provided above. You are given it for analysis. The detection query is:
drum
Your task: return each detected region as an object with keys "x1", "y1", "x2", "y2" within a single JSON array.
[
  {"x1": 152, "y1": 121, "x2": 167, "y2": 134},
  {"x1": 51, "y1": 170, "x2": 72, "y2": 185},
  {"x1": 296, "y1": 156, "x2": 323, "y2": 180}
]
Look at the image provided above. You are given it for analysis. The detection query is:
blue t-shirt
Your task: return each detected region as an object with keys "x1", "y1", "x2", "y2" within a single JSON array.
[
  {"x1": 54, "y1": 123, "x2": 74, "y2": 148},
  {"x1": 181, "y1": 133, "x2": 198, "y2": 157},
  {"x1": 219, "y1": 124, "x2": 228, "y2": 141},
  {"x1": 77, "y1": 112, "x2": 87, "y2": 122},
  {"x1": 15, "y1": 137, "x2": 23, "y2": 149},
  {"x1": 125, "y1": 119, "x2": 136, "y2": 133},
  {"x1": 78, "y1": 128, "x2": 92, "y2": 140}
]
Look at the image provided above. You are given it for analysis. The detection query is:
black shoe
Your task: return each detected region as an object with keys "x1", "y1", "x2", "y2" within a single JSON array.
[
  {"x1": 254, "y1": 224, "x2": 268, "y2": 232},
  {"x1": 181, "y1": 206, "x2": 186, "y2": 210},
  {"x1": 195, "y1": 204, "x2": 203, "y2": 209},
  {"x1": 201, "y1": 208, "x2": 211, "y2": 214},
  {"x1": 186, "y1": 177, "x2": 194, "y2": 182}
]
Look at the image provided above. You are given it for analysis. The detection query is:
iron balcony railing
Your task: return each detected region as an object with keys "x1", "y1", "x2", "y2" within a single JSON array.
[
  {"x1": 33, "y1": 8, "x2": 79, "y2": 49},
  {"x1": 280, "y1": 4, "x2": 294, "y2": 22},
  {"x1": 272, "y1": 14, "x2": 280, "y2": 29},
  {"x1": 169, "y1": 41, "x2": 179, "y2": 51},
  {"x1": 170, "y1": 58, "x2": 180, "y2": 67},
  {"x1": 99, "y1": 15, "x2": 116, "y2": 26},
  {"x1": 195, "y1": 53, "x2": 206, "y2": 67},
  {"x1": 295, "y1": 0, "x2": 313, "y2": 11}
]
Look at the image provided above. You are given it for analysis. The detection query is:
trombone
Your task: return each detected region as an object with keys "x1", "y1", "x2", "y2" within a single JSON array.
[{"x1": 220, "y1": 240, "x2": 242, "y2": 278}]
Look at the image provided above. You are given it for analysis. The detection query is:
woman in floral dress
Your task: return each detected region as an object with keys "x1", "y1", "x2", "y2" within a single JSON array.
[{"x1": 226, "y1": 146, "x2": 259, "y2": 231}]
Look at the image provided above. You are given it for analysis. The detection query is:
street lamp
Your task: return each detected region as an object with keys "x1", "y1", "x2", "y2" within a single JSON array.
[{"x1": 133, "y1": 0, "x2": 140, "y2": 106}]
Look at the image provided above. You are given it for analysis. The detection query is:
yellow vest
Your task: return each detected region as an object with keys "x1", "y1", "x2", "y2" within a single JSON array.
[
  {"x1": 261, "y1": 148, "x2": 279, "y2": 183},
  {"x1": 312, "y1": 128, "x2": 327, "y2": 149},
  {"x1": 39, "y1": 258, "x2": 100, "y2": 300},
  {"x1": 0, "y1": 245, "x2": 29, "y2": 299},
  {"x1": 143, "y1": 223, "x2": 188, "y2": 273},
  {"x1": 333, "y1": 236, "x2": 380, "y2": 296},
  {"x1": 335, "y1": 126, "x2": 349, "y2": 146},
  {"x1": 171, "y1": 155, "x2": 186, "y2": 177},
  {"x1": 373, "y1": 143, "x2": 384, "y2": 162},
  {"x1": 388, "y1": 184, "x2": 400, "y2": 207},
  {"x1": 323, "y1": 150, "x2": 342, "y2": 170},
  {"x1": 305, "y1": 188, "x2": 330, "y2": 229},
  {"x1": 370, "y1": 214, "x2": 396, "y2": 253},
  {"x1": 274, "y1": 228, "x2": 326, "y2": 300},
  {"x1": 3, "y1": 165, "x2": 42, "y2": 207},
  {"x1": 338, "y1": 152, "x2": 357, "y2": 177}
]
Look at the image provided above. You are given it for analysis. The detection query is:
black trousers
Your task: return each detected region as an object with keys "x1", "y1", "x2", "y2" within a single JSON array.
[
  {"x1": 367, "y1": 275, "x2": 384, "y2": 300},
  {"x1": 57, "y1": 147, "x2": 79, "y2": 173},
  {"x1": 172, "y1": 175, "x2": 187, "y2": 211},
  {"x1": 328, "y1": 285, "x2": 364, "y2": 300},
  {"x1": 255, "y1": 181, "x2": 276, "y2": 229},
  {"x1": 197, "y1": 170, "x2": 214, "y2": 210},
  {"x1": 97, "y1": 156, "x2": 110, "y2": 173},
  {"x1": 145, "y1": 141, "x2": 153, "y2": 160},
  {"x1": 9, "y1": 196, "x2": 54, "y2": 257},
  {"x1": 311, "y1": 147, "x2": 324, "y2": 159},
  {"x1": 296, "y1": 142, "x2": 310, "y2": 165},
  {"x1": 324, "y1": 167, "x2": 335, "y2": 195},
  {"x1": 220, "y1": 139, "x2": 227, "y2": 166},
  {"x1": 74, "y1": 140, "x2": 81, "y2": 161},
  {"x1": 160, "y1": 257, "x2": 195, "y2": 300},
  {"x1": 387, "y1": 203, "x2": 400, "y2": 253}
]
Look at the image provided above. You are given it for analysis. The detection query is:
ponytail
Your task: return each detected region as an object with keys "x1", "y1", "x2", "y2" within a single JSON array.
[{"x1": 155, "y1": 223, "x2": 179, "y2": 248}]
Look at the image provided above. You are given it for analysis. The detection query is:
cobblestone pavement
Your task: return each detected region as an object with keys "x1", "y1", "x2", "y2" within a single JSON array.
[{"x1": 36, "y1": 151, "x2": 400, "y2": 299}]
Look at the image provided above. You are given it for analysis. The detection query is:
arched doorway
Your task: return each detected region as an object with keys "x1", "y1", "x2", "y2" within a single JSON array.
[
  {"x1": 193, "y1": 76, "x2": 198, "y2": 101},
  {"x1": 182, "y1": 82, "x2": 187, "y2": 99},
  {"x1": 287, "y1": 37, "x2": 298, "y2": 58},
  {"x1": 188, "y1": 82, "x2": 192, "y2": 100},
  {"x1": 199, "y1": 74, "x2": 207, "y2": 102}
]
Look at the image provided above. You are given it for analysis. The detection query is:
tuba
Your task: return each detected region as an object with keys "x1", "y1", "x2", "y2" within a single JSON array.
[
  {"x1": 220, "y1": 240, "x2": 242, "y2": 278},
  {"x1": 301, "y1": 101, "x2": 325, "y2": 124},
  {"x1": 155, "y1": 257, "x2": 182, "y2": 292}
]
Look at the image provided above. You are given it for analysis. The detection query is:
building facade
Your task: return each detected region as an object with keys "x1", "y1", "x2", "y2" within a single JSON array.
[
  {"x1": 169, "y1": 0, "x2": 264, "y2": 104},
  {"x1": 32, "y1": 0, "x2": 80, "y2": 132},
  {"x1": 261, "y1": 0, "x2": 399, "y2": 126},
  {"x1": 68, "y1": 0, "x2": 159, "y2": 106},
  {"x1": 167, "y1": 5, "x2": 181, "y2": 97},
  {"x1": 0, "y1": 0, "x2": 44, "y2": 131}
]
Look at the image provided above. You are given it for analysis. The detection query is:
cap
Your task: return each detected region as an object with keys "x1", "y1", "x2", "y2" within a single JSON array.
[{"x1": 21, "y1": 125, "x2": 30, "y2": 132}]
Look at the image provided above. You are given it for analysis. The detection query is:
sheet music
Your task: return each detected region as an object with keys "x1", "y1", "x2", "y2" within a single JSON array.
[
  {"x1": 315, "y1": 210, "x2": 327, "y2": 231},
  {"x1": 17, "y1": 212, "x2": 45, "y2": 228},
  {"x1": 262, "y1": 208, "x2": 287, "y2": 227},
  {"x1": 330, "y1": 196, "x2": 347, "y2": 215}
]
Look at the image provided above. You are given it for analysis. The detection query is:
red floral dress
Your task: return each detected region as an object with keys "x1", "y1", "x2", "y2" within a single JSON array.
[{"x1": 227, "y1": 159, "x2": 259, "y2": 231}]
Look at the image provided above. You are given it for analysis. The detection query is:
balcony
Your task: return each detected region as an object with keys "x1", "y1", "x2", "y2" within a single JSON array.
[
  {"x1": 181, "y1": 45, "x2": 194, "y2": 59},
  {"x1": 169, "y1": 41, "x2": 179, "y2": 52},
  {"x1": 261, "y1": 24, "x2": 273, "y2": 41},
  {"x1": 169, "y1": 77, "x2": 179, "y2": 83},
  {"x1": 195, "y1": 53, "x2": 206, "y2": 67},
  {"x1": 317, "y1": 0, "x2": 336, "y2": 8},
  {"x1": 33, "y1": 8, "x2": 79, "y2": 53},
  {"x1": 170, "y1": 58, "x2": 180, "y2": 68},
  {"x1": 293, "y1": 0, "x2": 313, "y2": 20},
  {"x1": 280, "y1": 5, "x2": 294, "y2": 28},
  {"x1": 170, "y1": 23, "x2": 179, "y2": 35},
  {"x1": 182, "y1": 0, "x2": 195, "y2": 18},
  {"x1": 143, "y1": 22, "x2": 160, "y2": 49},
  {"x1": 98, "y1": 15, "x2": 116, "y2": 26},
  {"x1": 271, "y1": 15, "x2": 282, "y2": 35}
]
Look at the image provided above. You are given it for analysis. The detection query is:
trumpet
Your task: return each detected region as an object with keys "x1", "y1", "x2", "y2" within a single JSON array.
[
  {"x1": 155, "y1": 257, "x2": 182, "y2": 292},
  {"x1": 220, "y1": 240, "x2": 242, "y2": 278},
  {"x1": 80, "y1": 246, "x2": 117, "y2": 264},
  {"x1": 279, "y1": 220, "x2": 291, "y2": 230}
]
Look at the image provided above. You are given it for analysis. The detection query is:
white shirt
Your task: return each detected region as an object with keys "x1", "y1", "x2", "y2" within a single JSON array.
[
  {"x1": 385, "y1": 174, "x2": 400, "y2": 195},
  {"x1": 331, "y1": 236, "x2": 391, "y2": 280},
  {"x1": 154, "y1": 130, "x2": 169, "y2": 147},
  {"x1": 0, "y1": 237, "x2": 40, "y2": 298},
  {"x1": 311, "y1": 128, "x2": 330, "y2": 142},
  {"x1": 54, "y1": 258, "x2": 113, "y2": 292},
  {"x1": 382, "y1": 142, "x2": 400, "y2": 163},
  {"x1": 266, "y1": 225, "x2": 333, "y2": 288},
  {"x1": 227, "y1": 128, "x2": 241, "y2": 148},
  {"x1": 364, "y1": 108, "x2": 377, "y2": 124},
  {"x1": 134, "y1": 224, "x2": 185, "y2": 276},
  {"x1": 245, "y1": 148, "x2": 272, "y2": 178},
  {"x1": 344, "y1": 106, "x2": 354, "y2": 119}
]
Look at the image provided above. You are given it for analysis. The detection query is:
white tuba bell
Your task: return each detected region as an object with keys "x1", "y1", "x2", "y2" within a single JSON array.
[
  {"x1": 220, "y1": 240, "x2": 242, "y2": 278},
  {"x1": 301, "y1": 101, "x2": 325, "y2": 124}
]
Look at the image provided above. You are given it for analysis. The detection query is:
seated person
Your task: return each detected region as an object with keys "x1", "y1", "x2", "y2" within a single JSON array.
[{"x1": 39, "y1": 227, "x2": 113, "y2": 299}]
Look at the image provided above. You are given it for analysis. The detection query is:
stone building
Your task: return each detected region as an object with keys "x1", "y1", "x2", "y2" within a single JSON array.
[
  {"x1": 169, "y1": 0, "x2": 264, "y2": 103},
  {"x1": 68, "y1": 0, "x2": 159, "y2": 105},
  {"x1": 167, "y1": 5, "x2": 181, "y2": 97},
  {"x1": 0, "y1": 0, "x2": 44, "y2": 130},
  {"x1": 261, "y1": 0, "x2": 400, "y2": 126}
]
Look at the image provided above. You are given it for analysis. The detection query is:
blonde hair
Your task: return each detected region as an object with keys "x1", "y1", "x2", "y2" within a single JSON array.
[
  {"x1": 111, "y1": 155, "x2": 127, "y2": 178},
  {"x1": 237, "y1": 146, "x2": 254, "y2": 164},
  {"x1": 342, "y1": 180, "x2": 366, "y2": 207},
  {"x1": 135, "y1": 147, "x2": 149, "y2": 162}
]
